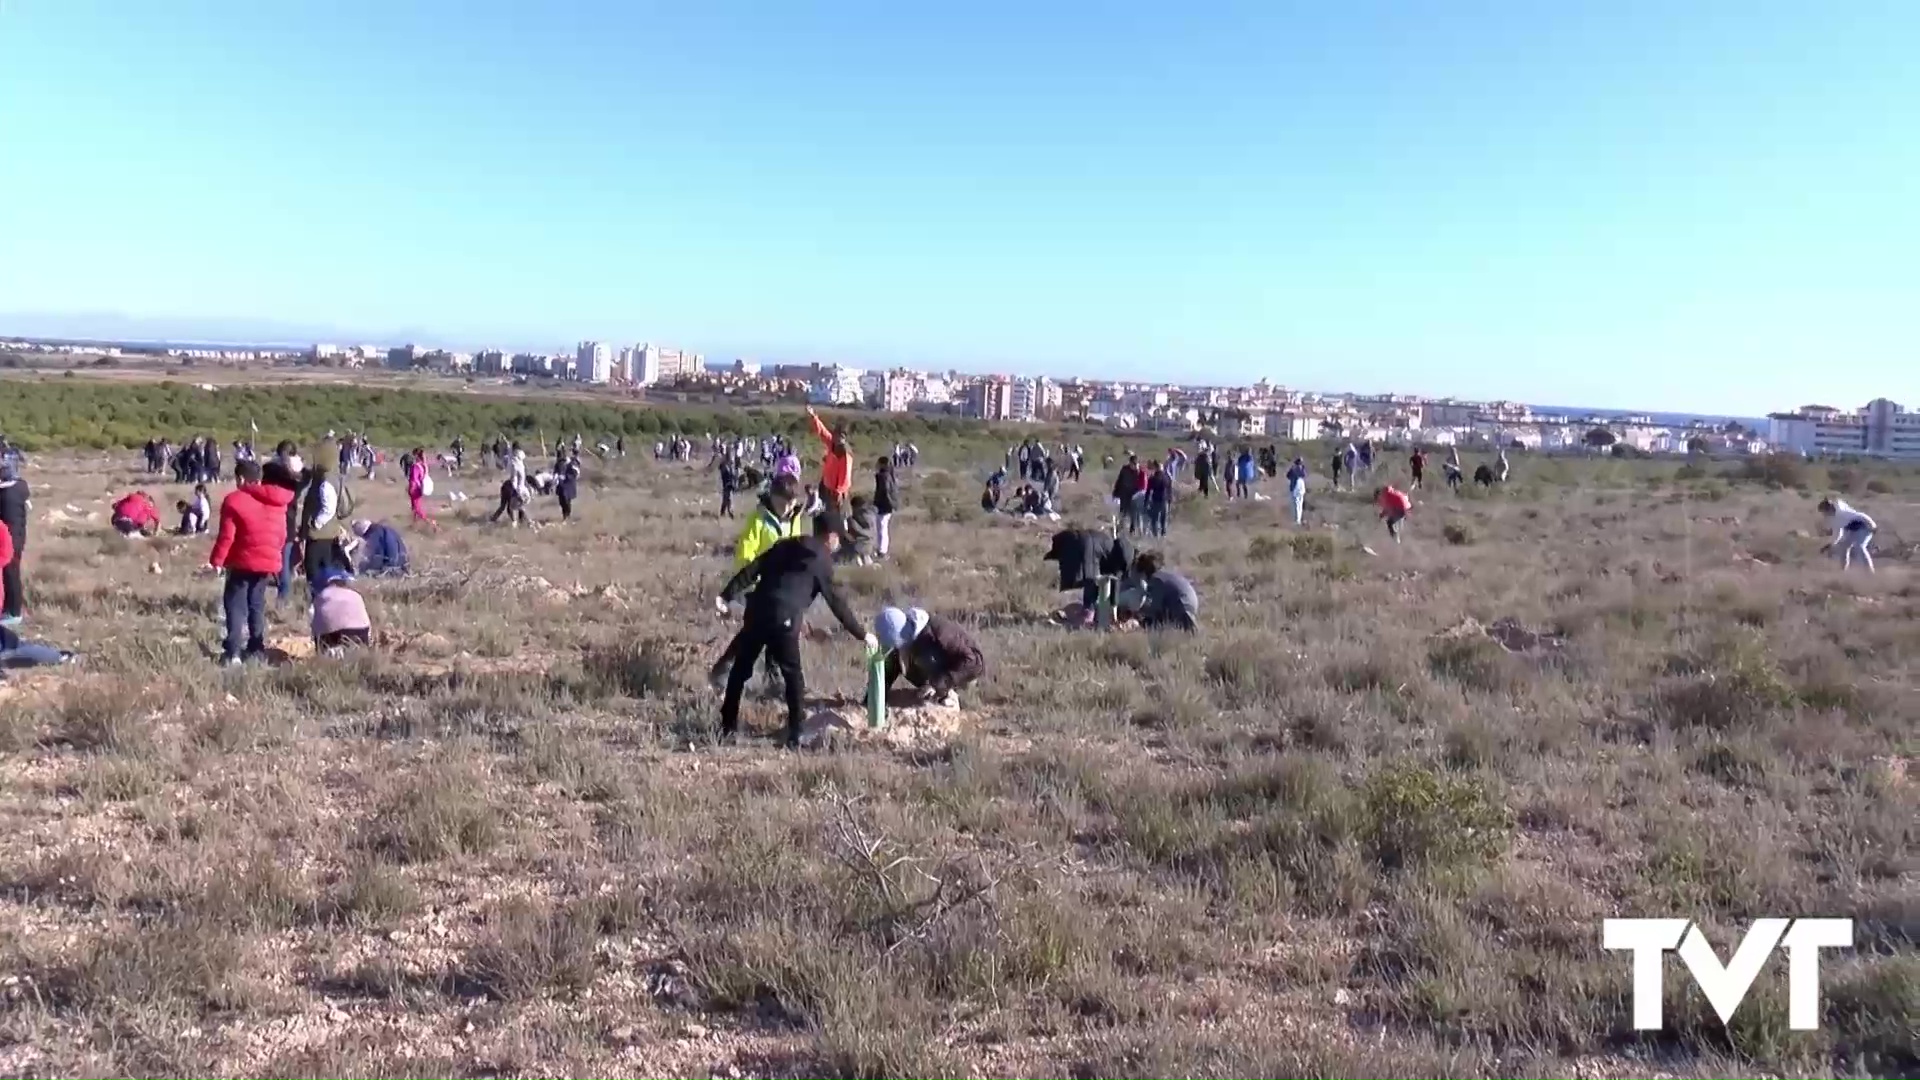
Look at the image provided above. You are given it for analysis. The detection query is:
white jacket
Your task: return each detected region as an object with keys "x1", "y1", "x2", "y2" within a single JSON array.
[{"x1": 1828, "y1": 500, "x2": 1876, "y2": 545}]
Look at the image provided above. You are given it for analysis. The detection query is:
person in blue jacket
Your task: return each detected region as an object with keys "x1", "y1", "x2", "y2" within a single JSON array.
[
  {"x1": 350, "y1": 519, "x2": 410, "y2": 577},
  {"x1": 1232, "y1": 446, "x2": 1257, "y2": 500}
]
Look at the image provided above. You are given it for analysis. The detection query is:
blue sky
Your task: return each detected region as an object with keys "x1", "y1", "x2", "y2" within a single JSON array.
[{"x1": 1, "y1": 1, "x2": 1913, "y2": 414}]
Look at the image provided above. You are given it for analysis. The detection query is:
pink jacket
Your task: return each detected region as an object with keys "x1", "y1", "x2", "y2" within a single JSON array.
[{"x1": 311, "y1": 585, "x2": 371, "y2": 638}]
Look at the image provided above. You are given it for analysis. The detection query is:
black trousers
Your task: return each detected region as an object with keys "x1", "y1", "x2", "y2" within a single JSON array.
[
  {"x1": 222, "y1": 571, "x2": 271, "y2": 659},
  {"x1": 718, "y1": 617, "x2": 806, "y2": 744},
  {"x1": 719, "y1": 485, "x2": 734, "y2": 517},
  {"x1": 2, "y1": 549, "x2": 22, "y2": 619},
  {"x1": 557, "y1": 490, "x2": 574, "y2": 520},
  {"x1": 490, "y1": 482, "x2": 529, "y2": 525}
]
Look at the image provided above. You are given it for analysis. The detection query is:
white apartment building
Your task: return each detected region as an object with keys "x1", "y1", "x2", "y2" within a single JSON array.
[
  {"x1": 916, "y1": 375, "x2": 951, "y2": 406},
  {"x1": 575, "y1": 341, "x2": 612, "y2": 383},
  {"x1": 1270, "y1": 412, "x2": 1326, "y2": 441},
  {"x1": 808, "y1": 365, "x2": 866, "y2": 406},
  {"x1": 474, "y1": 349, "x2": 509, "y2": 375},
  {"x1": 1013, "y1": 376, "x2": 1059, "y2": 422},
  {"x1": 1769, "y1": 405, "x2": 1871, "y2": 456}
]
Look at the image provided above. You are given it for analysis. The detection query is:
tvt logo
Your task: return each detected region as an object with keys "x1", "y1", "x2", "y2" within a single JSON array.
[{"x1": 1603, "y1": 918, "x2": 1853, "y2": 1030}]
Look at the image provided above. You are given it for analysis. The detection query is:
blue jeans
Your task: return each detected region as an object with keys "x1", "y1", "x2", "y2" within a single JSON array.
[
  {"x1": 1125, "y1": 494, "x2": 1144, "y2": 535},
  {"x1": 277, "y1": 542, "x2": 296, "y2": 601},
  {"x1": 223, "y1": 571, "x2": 271, "y2": 660},
  {"x1": 1147, "y1": 501, "x2": 1169, "y2": 536}
]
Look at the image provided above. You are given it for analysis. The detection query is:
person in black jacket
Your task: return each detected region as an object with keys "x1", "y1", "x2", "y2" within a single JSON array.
[
  {"x1": 1111, "y1": 455, "x2": 1143, "y2": 535},
  {"x1": 1145, "y1": 460, "x2": 1173, "y2": 537},
  {"x1": 556, "y1": 449, "x2": 582, "y2": 521},
  {"x1": 712, "y1": 512, "x2": 876, "y2": 747},
  {"x1": 1042, "y1": 528, "x2": 1136, "y2": 626},
  {"x1": 873, "y1": 456, "x2": 898, "y2": 560},
  {"x1": 266, "y1": 443, "x2": 305, "y2": 605},
  {"x1": 0, "y1": 457, "x2": 28, "y2": 624}
]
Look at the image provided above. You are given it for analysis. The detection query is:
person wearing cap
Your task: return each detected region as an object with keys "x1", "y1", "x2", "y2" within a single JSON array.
[
  {"x1": 871, "y1": 606, "x2": 986, "y2": 708},
  {"x1": 310, "y1": 565, "x2": 373, "y2": 653},
  {"x1": 707, "y1": 474, "x2": 808, "y2": 691},
  {"x1": 712, "y1": 511, "x2": 876, "y2": 748},
  {"x1": 351, "y1": 519, "x2": 410, "y2": 577},
  {"x1": 0, "y1": 455, "x2": 29, "y2": 625}
]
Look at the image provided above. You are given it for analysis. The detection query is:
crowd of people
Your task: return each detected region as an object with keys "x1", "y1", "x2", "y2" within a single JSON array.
[{"x1": 0, "y1": 419, "x2": 1894, "y2": 756}]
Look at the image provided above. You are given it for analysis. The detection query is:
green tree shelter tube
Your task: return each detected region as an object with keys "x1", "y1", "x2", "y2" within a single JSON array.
[
  {"x1": 866, "y1": 646, "x2": 887, "y2": 729},
  {"x1": 1094, "y1": 577, "x2": 1117, "y2": 629}
]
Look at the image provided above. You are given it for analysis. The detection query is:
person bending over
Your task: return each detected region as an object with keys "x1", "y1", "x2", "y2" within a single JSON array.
[
  {"x1": 871, "y1": 605, "x2": 986, "y2": 708},
  {"x1": 712, "y1": 512, "x2": 875, "y2": 748}
]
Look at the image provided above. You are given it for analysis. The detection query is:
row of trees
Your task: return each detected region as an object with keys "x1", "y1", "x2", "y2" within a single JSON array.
[{"x1": 0, "y1": 376, "x2": 1107, "y2": 457}]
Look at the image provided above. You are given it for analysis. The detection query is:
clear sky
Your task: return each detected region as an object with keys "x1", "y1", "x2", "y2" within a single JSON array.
[{"x1": 1, "y1": 2, "x2": 1914, "y2": 414}]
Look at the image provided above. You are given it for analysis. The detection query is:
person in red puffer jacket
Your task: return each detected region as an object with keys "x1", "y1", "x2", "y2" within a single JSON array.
[
  {"x1": 110, "y1": 491, "x2": 162, "y2": 537},
  {"x1": 208, "y1": 461, "x2": 296, "y2": 665}
]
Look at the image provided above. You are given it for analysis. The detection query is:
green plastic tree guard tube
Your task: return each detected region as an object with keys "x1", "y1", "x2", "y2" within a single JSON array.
[
  {"x1": 866, "y1": 646, "x2": 887, "y2": 729},
  {"x1": 1095, "y1": 576, "x2": 1116, "y2": 629}
]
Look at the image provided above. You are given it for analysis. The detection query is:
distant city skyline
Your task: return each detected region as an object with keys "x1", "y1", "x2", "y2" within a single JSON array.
[
  {"x1": 3, "y1": 5, "x2": 1915, "y2": 417},
  {"x1": 0, "y1": 307, "x2": 1799, "y2": 423}
]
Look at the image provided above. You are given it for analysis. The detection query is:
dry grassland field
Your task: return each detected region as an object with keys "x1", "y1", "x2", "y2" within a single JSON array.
[{"x1": 0, "y1": 416, "x2": 1914, "y2": 1078}]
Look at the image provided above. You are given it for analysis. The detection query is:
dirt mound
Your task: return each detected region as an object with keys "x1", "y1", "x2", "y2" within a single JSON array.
[{"x1": 797, "y1": 699, "x2": 978, "y2": 751}]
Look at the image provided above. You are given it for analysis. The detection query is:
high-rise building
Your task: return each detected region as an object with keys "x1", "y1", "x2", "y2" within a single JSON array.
[
  {"x1": 576, "y1": 341, "x2": 612, "y2": 384},
  {"x1": 1009, "y1": 378, "x2": 1037, "y2": 421},
  {"x1": 474, "y1": 349, "x2": 509, "y2": 375},
  {"x1": 968, "y1": 377, "x2": 1014, "y2": 421}
]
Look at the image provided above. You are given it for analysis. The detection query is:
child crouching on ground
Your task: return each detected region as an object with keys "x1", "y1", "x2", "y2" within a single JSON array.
[
  {"x1": 310, "y1": 565, "x2": 372, "y2": 655},
  {"x1": 176, "y1": 484, "x2": 211, "y2": 535}
]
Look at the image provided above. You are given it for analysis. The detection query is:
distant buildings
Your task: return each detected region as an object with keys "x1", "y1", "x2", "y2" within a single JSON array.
[
  {"x1": 576, "y1": 341, "x2": 612, "y2": 384},
  {"x1": 967, "y1": 377, "x2": 1014, "y2": 421},
  {"x1": 808, "y1": 365, "x2": 866, "y2": 406},
  {"x1": 1769, "y1": 399, "x2": 1920, "y2": 460}
]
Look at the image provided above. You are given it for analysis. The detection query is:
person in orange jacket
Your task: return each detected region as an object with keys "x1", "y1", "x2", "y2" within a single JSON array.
[
  {"x1": 1376, "y1": 484, "x2": 1413, "y2": 543},
  {"x1": 805, "y1": 406, "x2": 853, "y2": 513}
]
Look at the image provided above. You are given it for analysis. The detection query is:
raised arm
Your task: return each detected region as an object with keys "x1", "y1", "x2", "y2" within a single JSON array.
[{"x1": 807, "y1": 408, "x2": 834, "y2": 448}]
